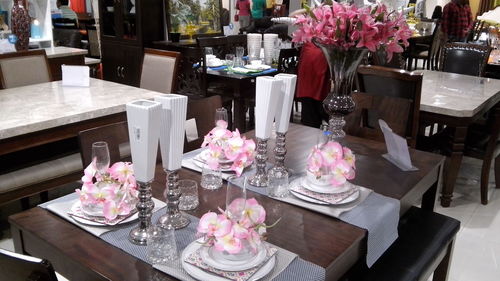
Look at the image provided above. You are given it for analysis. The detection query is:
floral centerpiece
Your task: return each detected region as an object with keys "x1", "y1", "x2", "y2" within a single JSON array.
[
  {"x1": 75, "y1": 162, "x2": 138, "y2": 221},
  {"x1": 307, "y1": 141, "x2": 356, "y2": 187},
  {"x1": 197, "y1": 198, "x2": 276, "y2": 255},
  {"x1": 202, "y1": 120, "x2": 256, "y2": 176},
  {"x1": 292, "y1": 2, "x2": 412, "y2": 139}
]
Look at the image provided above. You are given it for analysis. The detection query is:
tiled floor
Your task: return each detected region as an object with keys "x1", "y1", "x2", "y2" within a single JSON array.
[{"x1": 1, "y1": 157, "x2": 497, "y2": 280}]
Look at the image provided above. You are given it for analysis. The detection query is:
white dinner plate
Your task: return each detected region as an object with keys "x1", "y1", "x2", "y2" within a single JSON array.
[
  {"x1": 302, "y1": 177, "x2": 353, "y2": 194},
  {"x1": 200, "y1": 243, "x2": 267, "y2": 271},
  {"x1": 182, "y1": 239, "x2": 275, "y2": 281},
  {"x1": 194, "y1": 150, "x2": 252, "y2": 172},
  {"x1": 244, "y1": 64, "x2": 271, "y2": 70},
  {"x1": 69, "y1": 201, "x2": 138, "y2": 226},
  {"x1": 289, "y1": 178, "x2": 360, "y2": 205}
]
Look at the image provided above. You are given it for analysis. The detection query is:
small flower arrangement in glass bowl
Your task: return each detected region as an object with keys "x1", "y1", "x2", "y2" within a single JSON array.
[
  {"x1": 75, "y1": 161, "x2": 138, "y2": 221},
  {"x1": 306, "y1": 141, "x2": 356, "y2": 190},
  {"x1": 201, "y1": 120, "x2": 256, "y2": 176},
  {"x1": 197, "y1": 198, "x2": 277, "y2": 261}
]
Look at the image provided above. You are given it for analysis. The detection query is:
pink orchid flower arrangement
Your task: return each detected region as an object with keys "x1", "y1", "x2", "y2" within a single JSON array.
[
  {"x1": 292, "y1": 2, "x2": 412, "y2": 60},
  {"x1": 197, "y1": 198, "x2": 274, "y2": 254},
  {"x1": 75, "y1": 162, "x2": 138, "y2": 221},
  {"x1": 307, "y1": 141, "x2": 356, "y2": 187},
  {"x1": 202, "y1": 120, "x2": 256, "y2": 176}
]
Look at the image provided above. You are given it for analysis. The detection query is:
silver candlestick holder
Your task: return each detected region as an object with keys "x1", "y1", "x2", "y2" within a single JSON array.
[
  {"x1": 129, "y1": 180, "x2": 155, "y2": 245},
  {"x1": 157, "y1": 170, "x2": 190, "y2": 229},
  {"x1": 248, "y1": 138, "x2": 268, "y2": 187},
  {"x1": 267, "y1": 132, "x2": 290, "y2": 197}
]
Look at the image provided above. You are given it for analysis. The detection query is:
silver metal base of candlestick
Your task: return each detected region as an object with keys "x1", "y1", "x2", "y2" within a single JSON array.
[
  {"x1": 248, "y1": 138, "x2": 268, "y2": 187},
  {"x1": 157, "y1": 170, "x2": 190, "y2": 230},
  {"x1": 129, "y1": 180, "x2": 154, "y2": 245}
]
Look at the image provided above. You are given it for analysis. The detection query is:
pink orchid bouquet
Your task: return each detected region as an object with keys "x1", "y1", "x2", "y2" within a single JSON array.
[
  {"x1": 292, "y1": 2, "x2": 412, "y2": 60},
  {"x1": 307, "y1": 141, "x2": 356, "y2": 187},
  {"x1": 75, "y1": 162, "x2": 138, "y2": 221},
  {"x1": 197, "y1": 198, "x2": 275, "y2": 254},
  {"x1": 202, "y1": 120, "x2": 256, "y2": 176}
]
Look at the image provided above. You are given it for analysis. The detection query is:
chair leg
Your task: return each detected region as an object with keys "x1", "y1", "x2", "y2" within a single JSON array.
[
  {"x1": 40, "y1": 191, "x2": 49, "y2": 203},
  {"x1": 495, "y1": 155, "x2": 500, "y2": 189},
  {"x1": 433, "y1": 239, "x2": 455, "y2": 281},
  {"x1": 20, "y1": 197, "x2": 30, "y2": 210}
]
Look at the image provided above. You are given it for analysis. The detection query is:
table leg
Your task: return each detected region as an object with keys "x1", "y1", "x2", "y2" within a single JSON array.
[
  {"x1": 440, "y1": 126, "x2": 467, "y2": 207},
  {"x1": 10, "y1": 224, "x2": 26, "y2": 254}
]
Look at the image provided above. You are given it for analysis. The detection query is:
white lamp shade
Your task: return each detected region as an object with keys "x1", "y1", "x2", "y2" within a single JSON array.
[
  {"x1": 126, "y1": 99, "x2": 162, "y2": 182},
  {"x1": 154, "y1": 94, "x2": 188, "y2": 171},
  {"x1": 255, "y1": 76, "x2": 284, "y2": 139},
  {"x1": 274, "y1": 74, "x2": 297, "y2": 133}
]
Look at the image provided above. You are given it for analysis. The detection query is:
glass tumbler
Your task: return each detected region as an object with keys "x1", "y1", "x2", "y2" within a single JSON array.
[
  {"x1": 146, "y1": 225, "x2": 178, "y2": 264},
  {"x1": 178, "y1": 179, "x2": 199, "y2": 211},
  {"x1": 226, "y1": 176, "x2": 247, "y2": 221},
  {"x1": 201, "y1": 165, "x2": 222, "y2": 190},
  {"x1": 235, "y1": 46, "x2": 244, "y2": 58},
  {"x1": 215, "y1": 107, "x2": 228, "y2": 125},
  {"x1": 267, "y1": 168, "x2": 289, "y2": 198}
]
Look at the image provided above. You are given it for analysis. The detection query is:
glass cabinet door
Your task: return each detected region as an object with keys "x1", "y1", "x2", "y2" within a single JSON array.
[
  {"x1": 101, "y1": 0, "x2": 117, "y2": 37},
  {"x1": 121, "y1": 0, "x2": 137, "y2": 40}
]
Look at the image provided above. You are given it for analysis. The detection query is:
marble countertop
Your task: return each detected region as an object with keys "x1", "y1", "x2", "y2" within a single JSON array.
[
  {"x1": 0, "y1": 79, "x2": 162, "y2": 140},
  {"x1": 43, "y1": 47, "x2": 88, "y2": 59},
  {"x1": 418, "y1": 70, "x2": 500, "y2": 117}
]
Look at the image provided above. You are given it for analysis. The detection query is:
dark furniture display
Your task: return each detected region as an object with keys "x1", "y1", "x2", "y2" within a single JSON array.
[
  {"x1": 9, "y1": 124, "x2": 445, "y2": 281},
  {"x1": 99, "y1": 0, "x2": 164, "y2": 86}
]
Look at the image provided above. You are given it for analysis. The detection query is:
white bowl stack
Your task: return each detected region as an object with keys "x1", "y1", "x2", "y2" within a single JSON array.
[
  {"x1": 263, "y1": 33, "x2": 278, "y2": 65},
  {"x1": 247, "y1": 33, "x2": 262, "y2": 61}
]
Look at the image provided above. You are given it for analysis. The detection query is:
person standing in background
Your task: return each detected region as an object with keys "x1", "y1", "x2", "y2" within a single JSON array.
[
  {"x1": 441, "y1": 0, "x2": 472, "y2": 42},
  {"x1": 56, "y1": 0, "x2": 78, "y2": 22},
  {"x1": 236, "y1": 0, "x2": 251, "y2": 29},
  {"x1": 251, "y1": 0, "x2": 266, "y2": 19}
]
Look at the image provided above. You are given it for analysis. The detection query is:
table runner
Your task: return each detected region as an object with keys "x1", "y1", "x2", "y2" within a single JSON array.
[
  {"x1": 40, "y1": 193, "x2": 325, "y2": 281},
  {"x1": 182, "y1": 148, "x2": 400, "y2": 267}
]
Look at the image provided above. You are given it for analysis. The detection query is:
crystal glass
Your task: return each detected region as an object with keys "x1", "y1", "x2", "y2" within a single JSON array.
[
  {"x1": 146, "y1": 225, "x2": 178, "y2": 264},
  {"x1": 178, "y1": 179, "x2": 199, "y2": 211},
  {"x1": 214, "y1": 107, "x2": 228, "y2": 125},
  {"x1": 225, "y1": 53, "x2": 235, "y2": 72},
  {"x1": 226, "y1": 176, "x2": 246, "y2": 221},
  {"x1": 235, "y1": 46, "x2": 244, "y2": 58},
  {"x1": 267, "y1": 168, "x2": 289, "y2": 198},
  {"x1": 201, "y1": 165, "x2": 222, "y2": 190},
  {"x1": 91, "y1": 141, "x2": 110, "y2": 176},
  {"x1": 205, "y1": 47, "x2": 213, "y2": 56}
]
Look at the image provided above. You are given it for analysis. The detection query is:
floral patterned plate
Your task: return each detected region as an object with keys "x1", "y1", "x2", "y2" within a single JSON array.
[
  {"x1": 68, "y1": 201, "x2": 138, "y2": 226},
  {"x1": 200, "y1": 242, "x2": 267, "y2": 271}
]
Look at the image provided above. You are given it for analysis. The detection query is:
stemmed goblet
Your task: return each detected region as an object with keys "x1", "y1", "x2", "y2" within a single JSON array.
[{"x1": 92, "y1": 141, "x2": 110, "y2": 179}]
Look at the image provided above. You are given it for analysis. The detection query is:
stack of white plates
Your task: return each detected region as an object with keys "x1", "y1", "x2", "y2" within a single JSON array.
[
  {"x1": 247, "y1": 33, "x2": 262, "y2": 60},
  {"x1": 263, "y1": 33, "x2": 278, "y2": 65}
]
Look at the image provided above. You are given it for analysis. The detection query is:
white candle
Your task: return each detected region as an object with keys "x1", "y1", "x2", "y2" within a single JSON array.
[
  {"x1": 274, "y1": 74, "x2": 297, "y2": 133},
  {"x1": 126, "y1": 99, "x2": 162, "y2": 183},
  {"x1": 154, "y1": 94, "x2": 188, "y2": 171},
  {"x1": 255, "y1": 76, "x2": 284, "y2": 139}
]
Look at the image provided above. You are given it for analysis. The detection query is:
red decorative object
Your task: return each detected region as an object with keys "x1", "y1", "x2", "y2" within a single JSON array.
[{"x1": 11, "y1": 0, "x2": 30, "y2": 51}]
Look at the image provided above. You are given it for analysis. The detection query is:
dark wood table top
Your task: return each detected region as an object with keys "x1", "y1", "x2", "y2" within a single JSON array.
[
  {"x1": 207, "y1": 68, "x2": 278, "y2": 80},
  {"x1": 9, "y1": 124, "x2": 444, "y2": 281}
]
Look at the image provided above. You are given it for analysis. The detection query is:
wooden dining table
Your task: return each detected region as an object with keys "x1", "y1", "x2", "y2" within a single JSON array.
[
  {"x1": 417, "y1": 70, "x2": 500, "y2": 207},
  {"x1": 9, "y1": 124, "x2": 445, "y2": 281}
]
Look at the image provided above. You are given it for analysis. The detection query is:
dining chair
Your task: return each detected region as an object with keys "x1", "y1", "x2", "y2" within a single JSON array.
[
  {"x1": 197, "y1": 36, "x2": 228, "y2": 58},
  {"x1": 185, "y1": 95, "x2": 223, "y2": 152},
  {"x1": 440, "y1": 42, "x2": 492, "y2": 77},
  {"x1": 467, "y1": 20, "x2": 485, "y2": 43},
  {"x1": 371, "y1": 50, "x2": 406, "y2": 69},
  {"x1": 175, "y1": 47, "x2": 207, "y2": 97},
  {"x1": 277, "y1": 48, "x2": 300, "y2": 74},
  {"x1": 78, "y1": 121, "x2": 130, "y2": 168},
  {"x1": 0, "y1": 248, "x2": 59, "y2": 281},
  {"x1": 139, "y1": 48, "x2": 181, "y2": 94},
  {"x1": 354, "y1": 65, "x2": 423, "y2": 148},
  {"x1": 0, "y1": 49, "x2": 52, "y2": 89},
  {"x1": 407, "y1": 23, "x2": 442, "y2": 70},
  {"x1": 463, "y1": 103, "x2": 500, "y2": 205},
  {"x1": 52, "y1": 28, "x2": 82, "y2": 48},
  {"x1": 226, "y1": 34, "x2": 247, "y2": 54},
  {"x1": 86, "y1": 25, "x2": 101, "y2": 58}
]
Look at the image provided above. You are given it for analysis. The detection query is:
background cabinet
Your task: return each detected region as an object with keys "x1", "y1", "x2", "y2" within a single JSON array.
[{"x1": 99, "y1": 0, "x2": 164, "y2": 86}]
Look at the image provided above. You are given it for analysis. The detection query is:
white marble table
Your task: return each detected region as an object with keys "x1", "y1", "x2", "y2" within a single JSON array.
[
  {"x1": 417, "y1": 70, "x2": 500, "y2": 207},
  {"x1": 43, "y1": 47, "x2": 88, "y2": 59},
  {"x1": 0, "y1": 79, "x2": 161, "y2": 155}
]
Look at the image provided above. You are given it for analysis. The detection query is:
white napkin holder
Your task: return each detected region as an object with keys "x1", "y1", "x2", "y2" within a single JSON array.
[
  {"x1": 62, "y1": 65, "x2": 90, "y2": 87},
  {"x1": 154, "y1": 94, "x2": 188, "y2": 171},
  {"x1": 126, "y1": 99, "x2": 162, "y2": 182},
  {"x1": 379, "y1": 119, "x2": 418, "y2": 171},
  {"x1": 255, "y1": 76, "x2": 284, "y2": 139},
  {"x1": 274, "y1": 74, "x2": 297, "y2": 133}
]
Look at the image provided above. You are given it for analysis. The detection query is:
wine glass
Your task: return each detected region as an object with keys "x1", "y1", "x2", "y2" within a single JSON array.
[
  {"x1": 226, "y1": 176, "x2": 247, "y2": 222},
  {"x1": 92, "y1": 141, "x2": 110, "y2": 177},
  {"x1": 214, "y1": 107, "x2": 228, "y2": 126}
]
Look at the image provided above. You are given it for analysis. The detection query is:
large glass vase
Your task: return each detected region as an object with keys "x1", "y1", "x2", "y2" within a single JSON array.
[{"x1": 313, "y1": 39, "x2": 368, "y2": 140}]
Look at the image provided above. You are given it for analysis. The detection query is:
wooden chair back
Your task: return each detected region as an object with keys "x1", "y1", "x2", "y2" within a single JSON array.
[
  {"x1": 355, "y1": 65, "x2": 423, "y2": 147},
  {"x1": 440, "y1": 42, "x2": 492, "y2": 77},
  {"x1": 175, "y1": 47, "x2": 207, "y2": 97},
  {"x1": 139, "y1": 48, "x2": 181, "y2": 94},
  {"x1": 184, "y1": 95, "x2": 222, "y2": 152},
  {"x1": 226, "y1": 34, "x2": 247, "y2": 55},
  {"x1": 345, "y1": 92, "x2": 413, "y2": 143},
  {"x1": 277, "y1": 48, "x2": 300, "y2": 74},
  {"x1": 197, "y1": 36, "x2": 228, "y2": 58},
  {"x1": 0, "y1": 49, "x2": 52, "y2": 89},
  {"x1": 0, "y1": 248, "x2": 58, "y2": 281},
  {"x1": 371, "y1": 51, "x2": 406, "y2": 69},
  {"x1": 78, "y1": 121, "x2": 129, "y2": 168}
]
